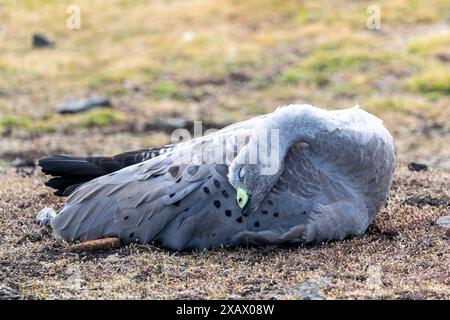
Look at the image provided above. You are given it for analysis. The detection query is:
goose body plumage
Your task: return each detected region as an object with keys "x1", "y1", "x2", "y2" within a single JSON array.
[{"x1": 42, "y1": 105, "x2": 395, "y2": 250}]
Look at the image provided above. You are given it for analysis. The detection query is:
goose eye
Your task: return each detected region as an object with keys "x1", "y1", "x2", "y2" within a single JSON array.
[{"x1": 238, "y1": 167, "x2": 245, "y2": 180}]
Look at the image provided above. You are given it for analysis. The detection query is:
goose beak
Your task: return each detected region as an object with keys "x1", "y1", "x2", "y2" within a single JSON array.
[{"x1": 236, "y1": 187, "x2": 251, "y2": 217}]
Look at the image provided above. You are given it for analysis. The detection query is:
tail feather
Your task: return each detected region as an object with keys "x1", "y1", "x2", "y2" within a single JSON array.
[{"x1": 39, "y1": 146, "x2": 174, "y2": 196}]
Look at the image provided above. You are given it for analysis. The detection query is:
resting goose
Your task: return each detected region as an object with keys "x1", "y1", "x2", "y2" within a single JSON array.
[{"x1": 39, "y1": 105, "x2": 395, "y2": 250}]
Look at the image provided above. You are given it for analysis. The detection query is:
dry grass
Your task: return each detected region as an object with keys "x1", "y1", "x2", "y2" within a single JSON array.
[
  {"x1": 0, "y1": 166, "x2": 448, "y2": 300},
  {"x1": 0, "y1": 0, "x2": 449, "y2": 299}
]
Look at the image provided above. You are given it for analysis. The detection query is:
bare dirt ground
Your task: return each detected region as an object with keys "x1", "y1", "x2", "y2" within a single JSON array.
[
  {"x1": 0, "y1": 166, "x2": 448, "y2": 299},
  {"x1": 0, "y1": 0, "x2": 449, "y2": 299}
]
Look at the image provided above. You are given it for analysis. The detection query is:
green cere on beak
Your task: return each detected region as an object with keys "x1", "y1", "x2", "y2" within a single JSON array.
[{"x1": 236, "y1": 187, "x2": 249, "y2": 209}]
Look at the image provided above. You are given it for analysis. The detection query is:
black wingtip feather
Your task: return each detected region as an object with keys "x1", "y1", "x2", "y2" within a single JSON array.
[
  {"x1": 39, "y1": 146, "x2": 170, "y2": 196},
  {"x1": 38, "y1": 155, "x2": 110, "y2": 196},
  {"x1": 39, "y1": 155, "x2": 108, "y2": 176}
]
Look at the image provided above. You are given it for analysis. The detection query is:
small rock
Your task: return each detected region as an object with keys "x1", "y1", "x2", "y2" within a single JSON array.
[
  {"x1": 435, "y1": 216, "x2": 450, "y2": 229},
  {"x1": 183, "y1": 77, "x2": 225, "y2": 87},
  {"x1": 12, "y1": 157, "x2": 36, "y2": 175},
  {"x1": 295, "y1": 282, "x2": 323, "y2": 300},
  {"x1": 294, "y1": 277, "x2": 331, "y2": 300},
  {"x1": 410, "y1": 111, "x2": 425, "y2": 119},
  {"x1": 123, "y1": 80, "x2": 141, "y2": 92},
  {"x1": 436, "y1": 52, "x2": 450, "y2": 62},
  {"x1": 229, "y1": 71, "x2": 252, "y2": 83},
  {"x1": 36, "y1": 207, "x2": 57, "y2": 226},
  {"x1": 57, "y1": 96, "x2": 112, "y2": 114},
  {"x1": 181, "y1": 31, "x2": 196, "y2": 43},
  {"x1": 32, "y1": 33, "x2": 54, "y2": 48},
  {"x1": 146, "y1": 117, "x2": 189, "y2": 132},
  {"x1": 11, "y1": 157, "x2": 35, "y2": 168},
  {"x1": 408, "y1": 162, "x2": 428, "y2": 172}
]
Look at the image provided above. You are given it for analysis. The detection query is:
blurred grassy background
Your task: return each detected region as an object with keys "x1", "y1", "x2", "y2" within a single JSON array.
[
  {"x1": 0, "y1": 0, "x2": 449, "y2": 168},
  {"x1": 0, "y1": 1, "x2": 449, "y2": 300}
]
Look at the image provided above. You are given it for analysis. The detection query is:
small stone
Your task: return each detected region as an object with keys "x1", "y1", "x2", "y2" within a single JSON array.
[
  {"x1": 408, "y1": 162, "x2": 428, "y2": 172},
  {"x1": 181, "y1": 31, "x2": 196, "y2": 43},
  {"x1": 32, "y1": 33, "x2": 54, "y2": 48},
  {"x1": 435, "y1": 216, "x2": 450, "y2": 229},
  {"x1": 11, "y1": 158, "x2": 35, "y2": 168},
  {"x1": 146, "y1": 117, "x2": 189, "y2": 132},
  {"x1": 56, "y1": 96, "x2": 112, "y2": 114},
  {"x1": 123, "y1": 80, "x2": 141, "y2": 92},
  {"x1": 36, "y1": 207, "x2": 57, "y2": 226},
  {"x1": 229, "y1": 71, "x2": 252, "y2": 83},
  {"x1": 436, "y1": 52, "x2": 450, "y2": 62},
  {"x1": 294, "y1": 277, "x2": 331, "y2": 300}
]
